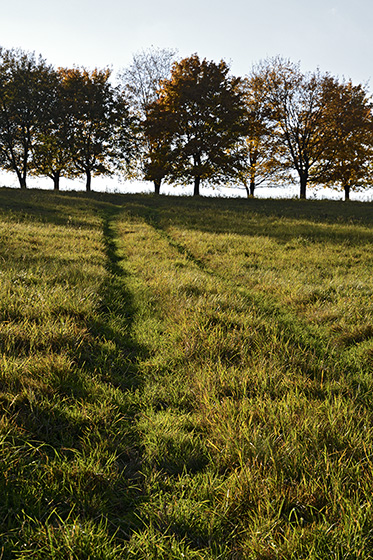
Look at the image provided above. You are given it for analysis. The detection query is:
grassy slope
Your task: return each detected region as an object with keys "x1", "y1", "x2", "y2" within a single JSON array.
[{"x1": 0, "y1": 188, "x2": 372, "y2": 559}]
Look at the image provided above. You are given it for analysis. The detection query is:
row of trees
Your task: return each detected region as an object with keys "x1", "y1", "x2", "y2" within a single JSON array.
[
  {"x1": 0, "y1": 46, "x2": 372, "y2": 200},
  {"x1": 0, "y1": 48, "x2": 134, "y2": 192}
]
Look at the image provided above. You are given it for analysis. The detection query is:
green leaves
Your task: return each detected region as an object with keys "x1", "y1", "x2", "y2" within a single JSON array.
[
  {"x1": 0, "y1": 51, "x2": 136, "y2": 192},
  {"x1": 0, "y1": 48, "x2": 56, "y2": 188},
  {"x1": 57, "y1": 67, "x2": 134, "y2": 191}
]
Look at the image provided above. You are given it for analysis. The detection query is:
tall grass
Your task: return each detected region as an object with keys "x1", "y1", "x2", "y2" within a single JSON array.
[{"x1": 0, "y1": 187, "x2": 372, "y2": 558}]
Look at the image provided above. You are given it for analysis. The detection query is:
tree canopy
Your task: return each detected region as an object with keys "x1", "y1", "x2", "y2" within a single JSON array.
[
  {"x1": 118, "y1": 46, "x2": 177, "y2": 194},
  {"x1": 314, "y1": 77, "x2": 373, "y2": 200},
  {"x1": 145, "y1": 54, "x2": 248, "y2": 196},
  {"x1": 58, "y1": 67, "x2": 133, "y2": 191},
  {"x1": 256, "y1": 57, "x2": 336, "y2": 199},
  {"x1": 0, "y1": 48, "x2": 55, "y2": 189},
  {"x1": 0, "y1": 46, "x2": 372, "y2": 200},
  {"x1": 238, "y1": 72, "x2": 290, "y2": 197}
]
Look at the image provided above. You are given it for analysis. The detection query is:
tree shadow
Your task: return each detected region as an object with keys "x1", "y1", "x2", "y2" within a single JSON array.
[
  {"x1": 0, "y1": 206, "x2": 148, "y2": 553},
  {"x1": 82, "y1": 207, "x2": 146, "y2": 392},
  {"x1": 1, "y1": 187, "x2": 371, "y2": 247},
  {"x1": 120, "y1": 194, "x2": 373, "y2": 246}
]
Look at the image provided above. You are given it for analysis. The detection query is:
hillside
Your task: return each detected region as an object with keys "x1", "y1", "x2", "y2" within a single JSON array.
[{"x1": 0, "y1": 187, "x2": 372, "y2": 559}]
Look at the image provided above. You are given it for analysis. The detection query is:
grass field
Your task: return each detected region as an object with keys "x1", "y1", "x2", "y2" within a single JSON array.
[{"x1": 0, "y1": 187, "x2": 372, "y2": 559}]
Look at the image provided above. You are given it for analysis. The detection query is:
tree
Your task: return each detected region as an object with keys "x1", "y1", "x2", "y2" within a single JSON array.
[
  {"x1": 145, "y1": 54, "x2": 247, "y2": 196},
  {"x1": 119, "y1": 46, "x2": 177, "y2": 115},
  {"x1": 118, "y1": 47, "x2": 177, "y2": 194},
  {"x1": 313, "y1": 78, "x2": 373, "y2": 200},
  {"x1": 59, "y1": 67, "x2": 132, "y2": 192},
  {"x1": 0, "y1": 47, "x2": 55, "y2": 188},
  {"x1": 261, "y1": 57, "x2": 332, "y2": 199},
  {"x1": 238, "y1": 73, "x2": 289, "y2": 197},
  {"x1": 30, "y1": 70, "x2": 75, "y2": 190}
]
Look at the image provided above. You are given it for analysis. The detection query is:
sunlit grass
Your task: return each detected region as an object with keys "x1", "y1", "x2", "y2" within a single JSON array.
[{"x1": 0, "y1": 187, "x2": 372, "y2": 558}]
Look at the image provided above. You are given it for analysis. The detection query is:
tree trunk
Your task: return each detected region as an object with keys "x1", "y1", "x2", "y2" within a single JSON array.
[
  {"x1": 299, "y1": 174, "x2": 307, "y2": 199},
  {"x1": 193, "y1": 176, "x2": 201, "y2": 196},
  {"x1": 53, "y1": 171, "x2": 60, "y2": 191},
  {"x1": 250, "y1": 179, "x2": 255, "y2": 197},
  {"x1": 193, "y1": 154, "x2": 201, "y2": 196},
  {"x1": 86, "y1": 169, "x2": 91, "y2": 192},
  {"x1": 15, "y1": 169, "x2": 27, "y2": 189},
  {"x1": 154, "y1": 179, "x2": 161, "y2": 195},
  {"x1": 344, "y1": 184, "x2": 350, "y2": 201}
]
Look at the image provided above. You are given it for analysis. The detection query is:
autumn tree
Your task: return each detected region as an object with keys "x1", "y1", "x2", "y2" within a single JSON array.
[
  {"x1": 145, "y1": 54, "x2": 247, "y2": 196},
  {"x1": 59, "y1": 67, "x2": 132, "y2": 191},
  {"x1": 313, "y1": 78, "x2": 373, "y2": 200},
  {"x1": 30, "y1": 70, "x2": 75, "y2": 190},
  {"x1": 238, "y1": 72, "x2": 289, "y2": 197},
  {"x1": 260, "y1": 57, "x2": 333, "y2": 199},
  {"x1": 118, "y1": 47, "x2": 177, "y2": 194},
  {"x1": 0, "y1": 47, "x2": 55, "y2": 188}
]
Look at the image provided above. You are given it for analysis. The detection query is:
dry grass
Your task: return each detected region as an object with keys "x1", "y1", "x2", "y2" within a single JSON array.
[{"x1": 0, "y1": 187, "x2": 372, "y2": 558}]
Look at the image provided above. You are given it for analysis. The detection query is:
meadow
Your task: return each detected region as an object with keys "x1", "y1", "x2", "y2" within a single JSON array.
[{"x1": 0, "y1": 187, "x2": 372, "y2": 559}]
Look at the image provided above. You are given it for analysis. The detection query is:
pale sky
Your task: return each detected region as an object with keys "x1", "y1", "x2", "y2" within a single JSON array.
[
  {"x1": 1, "y1": 0, "x2": 373, "y2": 199},
  {"x1": 1, "y1": 0, "x2": 372, "y2": 87}
]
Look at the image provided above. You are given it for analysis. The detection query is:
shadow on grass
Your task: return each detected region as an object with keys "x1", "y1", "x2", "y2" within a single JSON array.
[
  {"x1": 0, "y1": 187, "x2": 104, "y2": 229},
  {"x1": 0, "y1": 187, "x2": 371, "y2": 246},
  {"x1": 121, "y1": 195, "x2": 373, "y2": 245},
  {"x1": 80, "y1": 208, "x2": 145, "y2": 392},
  {"x1": 138, "y1": 199, "x2": 373, "y2": 397},
  {"x1": 0, "y1": 206, "x2": 148, "y2": 556}
]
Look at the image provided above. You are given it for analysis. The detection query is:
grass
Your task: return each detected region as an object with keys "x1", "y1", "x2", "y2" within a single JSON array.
[{"x1": 0, "y1": 187, "x2": 372, "y2": 558}]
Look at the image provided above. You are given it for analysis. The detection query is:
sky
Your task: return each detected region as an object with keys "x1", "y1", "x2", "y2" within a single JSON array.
[
  {"x1": 1, "y1": 0, "x2": 373, "y2": 199},
  {"x1": 1, "y1": 0, "x2": 372, "y2": 85}
]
